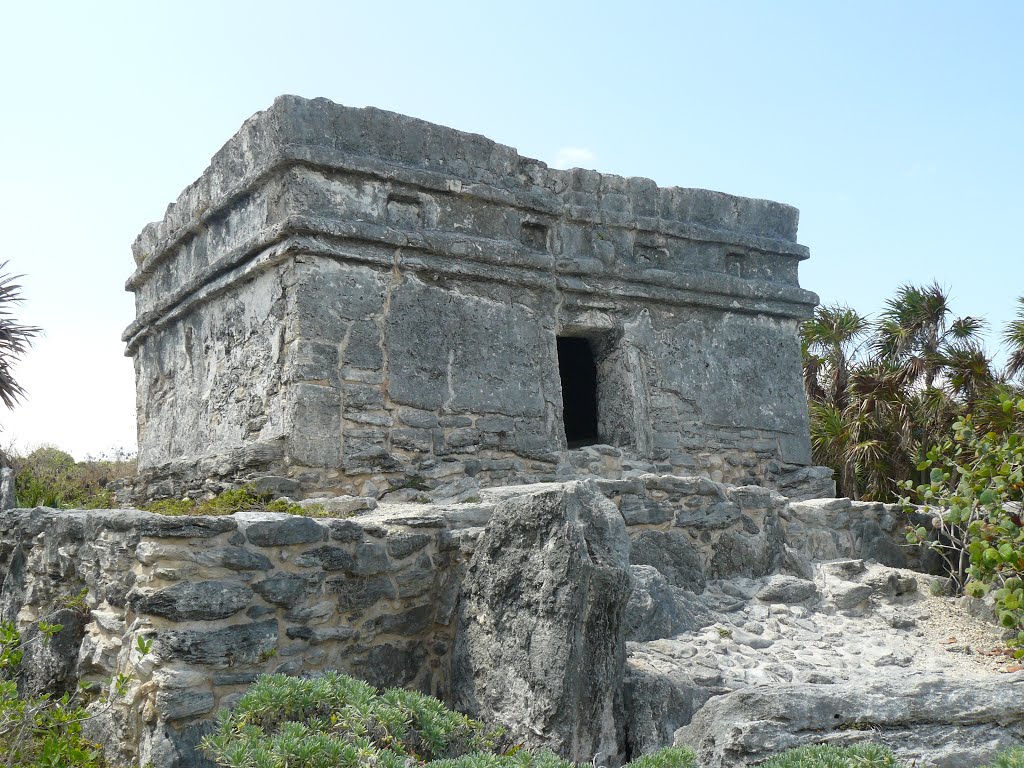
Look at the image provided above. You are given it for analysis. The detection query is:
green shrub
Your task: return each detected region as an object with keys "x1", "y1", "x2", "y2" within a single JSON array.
[
  {"x1": 903, "y1": 394, "x2": 1024, "y2": 651},
  {"x1": 0, "y1": 617, "x2": 106, "y2": 766},
  {"x1": 759, "y1": 743, "x2": 902, "y2": 767},
  {"x1": 141, "y1": 486, "x2": 325, "y2": 518},
  {"x1": 984, "y1": 748, "x2": 1024, "y2": 768},
  {"x1": 12, "y1": 445, "x2": 135, "y2": 509},
  {"x1": 621, "y1": 746, "x2": 696, "y2": 768},
  {"x1": 200, "y1": 671, "x2": 695, "y2": 768}
]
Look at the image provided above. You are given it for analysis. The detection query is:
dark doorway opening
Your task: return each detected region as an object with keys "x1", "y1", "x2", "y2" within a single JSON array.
[{"x1": 557, "y1": 336, "x2": 599, "y2": 447}]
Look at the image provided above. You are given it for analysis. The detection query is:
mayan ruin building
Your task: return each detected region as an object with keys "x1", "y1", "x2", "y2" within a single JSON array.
[
  {"x1": 6, "y1": 96, "x2": 1022, "y2": 768},
  {"x1": 123, "y1": 95, "x2": 824, "y2": 501}
]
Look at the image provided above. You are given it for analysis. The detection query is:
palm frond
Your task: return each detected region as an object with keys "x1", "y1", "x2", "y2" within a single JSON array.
[
  {"x1": 0, "y1": 262, "x2": 40, "y2": 409},
  {"x1": 1004, "y1": 296, "x2": 1024, "y2": 380}
]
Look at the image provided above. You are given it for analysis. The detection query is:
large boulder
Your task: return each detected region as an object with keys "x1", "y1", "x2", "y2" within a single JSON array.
[
  {"x1": 674, "y1": 673, "x2": 1024, "y2": 767},
  {"x1": 452, "y1": 480, "x2": 632, "y2": 765}
]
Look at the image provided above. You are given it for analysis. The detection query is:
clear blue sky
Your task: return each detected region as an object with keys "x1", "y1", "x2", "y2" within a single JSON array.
[{"x1": 1, "y1": 1, "x2": 1021, "y2": 458}]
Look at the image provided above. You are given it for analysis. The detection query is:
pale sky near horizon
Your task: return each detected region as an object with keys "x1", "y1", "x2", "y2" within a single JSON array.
[{"x1": 1, "y1": 1, "x2": 1021, "y2": 460}]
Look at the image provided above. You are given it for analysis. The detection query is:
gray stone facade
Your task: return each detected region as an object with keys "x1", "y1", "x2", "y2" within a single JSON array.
[{"x1": 123, "y1": 96, "x2": 819, "y2": 499}]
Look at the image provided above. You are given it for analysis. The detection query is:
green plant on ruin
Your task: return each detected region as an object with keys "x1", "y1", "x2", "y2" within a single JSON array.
[
  {"x1": 985, "y1": 748, "x2": 1024, "y2": 768},
  {"x1": 0, "y1": 590, "x2": 141, "y2": 767},
  {"x1": 200, "y1": 671, "x2": 696, "y2": 768},
  {"x1": 11, "y1": 446, "x2": 135, "y2": 510},
  {"x1": 903, "y1": 393, "x2": 1024, "y2": 652},
  {"x1": 141, "y1": 485, "x2": 325, "y2": 518},
  {"x1": 758, "y1": 743, "x2": 901, "y2": 767}
]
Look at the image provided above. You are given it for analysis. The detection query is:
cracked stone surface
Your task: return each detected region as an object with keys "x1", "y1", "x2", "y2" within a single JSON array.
[{"x1": 624, "y1": 558, "x2": 1023, "y2": 765}]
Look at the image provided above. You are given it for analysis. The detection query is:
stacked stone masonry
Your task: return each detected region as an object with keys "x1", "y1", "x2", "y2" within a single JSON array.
[
  {"x1": 0, "y1": 479, "x2": 912, "y2": 767},
  {"x1": 123, "y1": 96, "x2": 820, "y2": 500}
]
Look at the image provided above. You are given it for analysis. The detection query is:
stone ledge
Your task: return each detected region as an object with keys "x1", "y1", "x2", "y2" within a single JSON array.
[{"x1": 132, "y1": 95, "x2": 802, "y2": 275}]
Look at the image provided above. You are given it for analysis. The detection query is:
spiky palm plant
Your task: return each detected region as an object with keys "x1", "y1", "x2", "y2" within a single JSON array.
[
  {"x1": 1005, "y1": 296, "x2": 1024, "y2": 381},
  {"x1": 942, "y1": 340, "x2": 997, "y2": 405},
  {"x1": 0, "y1": 263, "x2": 39, "y2": 410},
  {"x1": 801, "y1": 304, "x2": 870, "y2": 410},
  {"x1": 874, "y1": 281, "x2": 985, "y2": 391},
  {"x1": 845, "y1": 362, "x2": 916, "y2": 500}
]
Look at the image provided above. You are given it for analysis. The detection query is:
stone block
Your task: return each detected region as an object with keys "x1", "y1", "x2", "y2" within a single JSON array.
[
  {"x1": 294, "y1": 546, "x2": 356, "y2": 572},
  {"x1": 630, "y1": 530, "x2": 706, "y2": 592},
  {"x1": 253, "y1": 574, "x2": 311, "y2": 608},
  {"x1": 365, "y1": 604, "x2": 434, "y2": 636},
  {"x1": 156, "y1": 688, "x2": 216, "y2": 721},
  {"x1": 130, "y1": 581, "x2": 253, "y2": 622},
  {"x1": 386, "y1": 533, "x2": 431, "y2": 559},
  {"x1": 243, "y1": 515, "x2": 327, "y2": 547},
  {"x1": 329, "y1": 575, "x2": 397, "y2": 610},
  {"x1": 157, "y1": 620, "x2": 279, "y2": 665}
]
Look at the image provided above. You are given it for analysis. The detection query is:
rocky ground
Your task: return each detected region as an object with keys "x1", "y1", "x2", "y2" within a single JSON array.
[{"x1": 625, "y1": 557, "x2": 1024, "y2": 767}]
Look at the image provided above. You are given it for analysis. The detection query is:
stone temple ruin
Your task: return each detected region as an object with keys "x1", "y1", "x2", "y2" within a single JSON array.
[
  {"x1": 4, "y1": 97, "x2": 1023, "y2": 768},
  {"x1": 123, "y1": 95, "x2": 828, "y2": 502}
]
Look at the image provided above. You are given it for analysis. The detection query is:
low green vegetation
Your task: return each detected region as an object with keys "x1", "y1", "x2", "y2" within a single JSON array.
[
  {"x1": 760, "y1": 744, "x2": 900, "y2": 768},
  {"x1": 0, "y1": 614, "x2": 106, "y2": 766},
  {"x1": 200, "y1": 671, "x2": 696, "y2": 768},
  {"x1": 140, "y1": 485, "x2": 326, "y2": 518},
  {"x1": 199, "y1": 672, "x2": 1024, "y2": 768},
  {"x1": 750, "y1": 744, "x2": 1024, "y2": 768},
  {"x1": 9, "y1": 446, "x2": 135, "y2": 509},
  {"x1": 985, "y1": 749, "x2": 1024, "y2": 768},
  {"x1": 904, "y1": 393, "x2": 1024, "y2": 652}
]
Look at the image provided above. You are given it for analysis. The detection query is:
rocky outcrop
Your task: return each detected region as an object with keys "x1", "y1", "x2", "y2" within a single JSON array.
[
  {"x1": 624, "y1": 557, "x2": 1023, "y2": 764},
  {"x1": 0, "y1": 474, "x2": 966, "y2": 768},
  {"x1": 675, "y1": 674, "x2": 1024, "y2": 768},
  {"x1": 452, "y1": 480, "x2": 632, "y2": 765}
]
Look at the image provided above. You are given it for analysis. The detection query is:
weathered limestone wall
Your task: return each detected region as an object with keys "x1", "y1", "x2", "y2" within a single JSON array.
[
  {"x1": 124, "y1": 96, "x2": 820, "y2": 500},
  {"x1": 0, "y1": 479, "x2": 906, "y2": 767}
]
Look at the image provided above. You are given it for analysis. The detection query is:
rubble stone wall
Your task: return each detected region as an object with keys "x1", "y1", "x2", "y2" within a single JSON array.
[{"x1": 0, "y1": 479, "x2": 907, "y2": 767}]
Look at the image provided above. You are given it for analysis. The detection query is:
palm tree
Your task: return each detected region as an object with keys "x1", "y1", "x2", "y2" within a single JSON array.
[
  {"x1": 1005, "y1": 296, "x2": 1024, "y2": 381},
  {"x1": 0, "y1": 263, "x2": 40, "y2": 409},
  {"x1": 807, "y1": 400, "x2": 862, "y2": 499},
  {"x1": 942, "y1": 340, "x2": 997, "y2": 406},
  {"x1": 801, "y1": 287, "x2": 1002, "y2": 501},
  {"x1": 845, "y1": 361, "x2": 916, "y2": 500},
  {"x1": 801, "y1": 304, "x2": 870, "y2": 410},
  {"x1": 874, "y1": 282, "x2": 985, "y2": 390},
  {"x1": 801, "y1": 305, "x2": 874, "y2": 498}
]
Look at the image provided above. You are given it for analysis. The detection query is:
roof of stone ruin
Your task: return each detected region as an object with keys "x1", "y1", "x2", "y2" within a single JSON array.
[
  {"x1": 124, "y1": 96, "x2": 818, "y2": 350},
  {"x1": 130, "y1": 95, "x2": 809, "y2": 270}
]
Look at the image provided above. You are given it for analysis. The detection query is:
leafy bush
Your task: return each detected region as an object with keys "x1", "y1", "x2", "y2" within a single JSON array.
[
  {"x1": 141, "y1": 485, "x2": 325, "y2": 517},
  {"x1": 903, "y1": 394, "x2": 1024, "y2": 651},
  {"x1": 0, "y1": 617, "x2": 105, "y2": 766},
  {"x1": 200, "y1": 671, "x2": 695, "y2": 768},
  {"x1": 620, "y1": 747, "x2": 696, "y2": 768},
  {"x1": 759, "y1": 743, "x2": 901, "y2": 767},
  {"x1": 757, "y1": 745, "x2": 1024, "y2": 768},
  {"x1": 11, "y1": 446, "x2": 135, "y2": 509},
  {"x1": 985, "y1": 748, "x2": 1024, "y2": 768}
]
